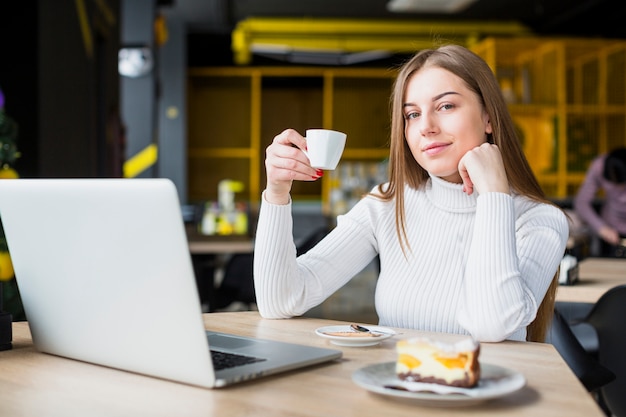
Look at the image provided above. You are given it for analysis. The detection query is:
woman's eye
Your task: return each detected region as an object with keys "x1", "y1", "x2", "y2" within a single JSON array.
[
  {"x1": 406, "y1": 111, "x2": 419, "y2": 120},
  {"x1": 439, "y1": 103, "x2": 454, "y2": 111}
]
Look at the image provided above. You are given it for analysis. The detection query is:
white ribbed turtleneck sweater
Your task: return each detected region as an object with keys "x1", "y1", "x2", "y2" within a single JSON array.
[{"x1": 253, "y1": 175, "x2": 568, "y2": 342}]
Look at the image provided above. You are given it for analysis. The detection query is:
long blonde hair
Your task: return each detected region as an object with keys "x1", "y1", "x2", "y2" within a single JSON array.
[{"x1": 378, "y1": 44, "x2": 558, "y2": 342}]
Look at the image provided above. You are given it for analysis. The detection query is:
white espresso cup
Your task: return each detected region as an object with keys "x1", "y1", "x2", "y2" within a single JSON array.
[{"x1": 305, "y1": 129, "x2": 347, "y2": 170}]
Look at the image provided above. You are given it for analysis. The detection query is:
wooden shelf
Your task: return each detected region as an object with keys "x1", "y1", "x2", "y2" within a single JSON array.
[
  {"x1": 187, "y1": 66, "x2": 395, "y2": 212},
  {"x1": 187, "y1": 37, "x2": 626, "y2": 207},
  {"x1": 472, "y1": 37, "x2": 626, "y2": 197}
]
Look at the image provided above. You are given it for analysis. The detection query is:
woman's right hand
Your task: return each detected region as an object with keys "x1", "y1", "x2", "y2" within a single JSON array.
[
  {"x1": 264, "y1": 129, "x2": 323, "y2": 205},
  {"x1": 458, "y1": 143, "x2": 510, "y2": 196}
]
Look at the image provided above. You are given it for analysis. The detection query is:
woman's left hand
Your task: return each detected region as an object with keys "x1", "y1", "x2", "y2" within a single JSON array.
[{"x1": 458, "y1": 143, "x2": 510, "y2": 195}]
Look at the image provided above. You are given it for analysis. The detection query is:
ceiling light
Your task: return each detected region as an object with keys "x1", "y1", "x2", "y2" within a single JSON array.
[
  {"x1": 387, "y1": 0, "x2": 478, "y2": 13},
  {"x1": 251, "y1": 44, "x2": 393, "y2": 65}
]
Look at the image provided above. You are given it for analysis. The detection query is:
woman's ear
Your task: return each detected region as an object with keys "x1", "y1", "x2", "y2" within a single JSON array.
[
  {"x1": 482, "y1": 110, "x2": 493, "y2": 136},
  {"x1": 484, "y1": 117, "x2": 493, "y2": 144}
]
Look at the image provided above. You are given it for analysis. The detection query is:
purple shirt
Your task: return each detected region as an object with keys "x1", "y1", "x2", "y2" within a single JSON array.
[{"x1": 574, "y1": 154, "x2": 626, "y2": 235}]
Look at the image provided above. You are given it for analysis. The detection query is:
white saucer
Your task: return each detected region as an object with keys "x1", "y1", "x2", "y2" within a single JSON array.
[
  {"x1": 352, "y1": 362, "x2": 526, "y2": 407},
  {"x1": 315, "y1": 325, "x2": 396, "y2": 346}
]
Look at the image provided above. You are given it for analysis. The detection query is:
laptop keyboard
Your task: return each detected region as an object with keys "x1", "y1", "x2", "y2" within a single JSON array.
[{"x1": 210, "y1": 349, "x2": 266, "y2": 371}]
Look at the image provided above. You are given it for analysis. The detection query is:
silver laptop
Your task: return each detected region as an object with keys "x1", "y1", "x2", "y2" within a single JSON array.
[{"x1": 0, "y1": 178, "x2": 341, "y2": 388}]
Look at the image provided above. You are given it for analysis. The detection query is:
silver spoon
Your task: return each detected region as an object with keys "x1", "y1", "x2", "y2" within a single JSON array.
[{"x1": 350, "y1": 324, "x2": 396, "y2": 336}]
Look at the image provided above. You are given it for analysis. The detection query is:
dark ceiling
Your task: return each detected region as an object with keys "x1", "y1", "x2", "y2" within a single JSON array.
[
  {"x1": 163, "y1": 0, "x2": 625, "y2": 39},
  {"x1": 160, "y1": 0, "x2": 625, "y2": 66}
]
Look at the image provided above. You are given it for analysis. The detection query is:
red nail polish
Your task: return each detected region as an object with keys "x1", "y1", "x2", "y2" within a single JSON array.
[{"x1": 316, "y1": 169, "x2": 323, "y2": 177}]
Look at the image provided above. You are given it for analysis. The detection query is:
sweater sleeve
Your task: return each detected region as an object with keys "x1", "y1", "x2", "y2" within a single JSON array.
[
  {"x1": 574, "y1": 156, "x2": 606, "y2": 234},
  {"x1": 457, "y1": 193, "x2": 569, "y2": 342},
  {"x1": 253, "y1": 191, "x2": 379, "y2": 318}
]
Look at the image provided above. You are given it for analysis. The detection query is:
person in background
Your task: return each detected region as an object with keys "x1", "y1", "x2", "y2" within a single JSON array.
[
  {"x1": 574, "y1": 147, "x2": 626, "y2": 257},
  {"x1": 254, "y1": 44, "x2": 569, "y2": 343}
]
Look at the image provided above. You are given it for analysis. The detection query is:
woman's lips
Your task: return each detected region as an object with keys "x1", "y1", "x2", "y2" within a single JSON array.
[{"x1": 422, "y1": 142, "x2": 450, "y2": 155}]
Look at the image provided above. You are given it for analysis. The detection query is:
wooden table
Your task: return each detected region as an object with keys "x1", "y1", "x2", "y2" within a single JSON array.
[
  {"x1": 0, "y1": 312, "x2": 604, "y2": 417},
  {"x1": 188, "y1": 238, "x2": 254, "y2": 255},
  {"x1": 556, "y1": 257, "x2": 626, "y2": 303},
  {"x1": 186, "y1": 224, "x2": 254, "y2": 255}
]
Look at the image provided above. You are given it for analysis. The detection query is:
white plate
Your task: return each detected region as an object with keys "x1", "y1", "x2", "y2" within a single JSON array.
[
  {"x1": 352, "y1": 362, "x2": 525, "y2": 407},
  {"x1": 315, "y1": 325, "x2": 396, "y2": 346}
]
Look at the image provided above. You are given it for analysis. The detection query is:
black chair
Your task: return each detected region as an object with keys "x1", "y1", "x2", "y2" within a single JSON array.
[
  {"x1": 211, "y1": 253, "x2": 256, "y2": 311},
  {"x1": 555, "y1": 301, "x2": 599, "y2": 356},
  {"x1": 212, "y1": 226, "x2": 330, "y2": 311},
  {"x1": 546, "y1": 310, "x2": 615, "y2": 393},
  {"x1": 580, "y1": 285, "x2": 626, "y2": 417}
]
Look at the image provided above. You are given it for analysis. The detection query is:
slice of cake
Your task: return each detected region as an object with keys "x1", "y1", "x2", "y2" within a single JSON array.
[{"x1": 395, "y1": 337, "x2": 480, "y2": 388}]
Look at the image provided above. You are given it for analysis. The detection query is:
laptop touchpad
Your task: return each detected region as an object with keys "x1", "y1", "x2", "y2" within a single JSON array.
[{"x1": 207, "y1": 333, "x2": 261, "y2": 350}]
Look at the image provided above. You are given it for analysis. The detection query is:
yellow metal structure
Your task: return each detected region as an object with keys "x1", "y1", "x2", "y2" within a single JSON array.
[
  {"x1": 186, "y1": 66, "x2": 396, "y2": 209},
  {"x1": 231, "y1": 17, "x2": 532, "y2": 65},
  {"x1": 190, "y1": 32, "x2": 626, "y2": 209},
  {"x1": 472, "y1": 37, "x2": 626, "y2": 197}
]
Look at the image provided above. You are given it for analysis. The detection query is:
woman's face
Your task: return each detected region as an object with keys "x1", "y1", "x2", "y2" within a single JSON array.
[{"x1": 403, "y1": 66, "x2": 492, "y2": 184}]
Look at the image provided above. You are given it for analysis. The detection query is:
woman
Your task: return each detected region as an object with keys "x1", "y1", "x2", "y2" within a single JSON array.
[
  {"x1": 574, "y1": 147, "x2": 626, "y2": 257},
  {"x1": 254, "y1": 45, "x2": 568, "y2": 342}
]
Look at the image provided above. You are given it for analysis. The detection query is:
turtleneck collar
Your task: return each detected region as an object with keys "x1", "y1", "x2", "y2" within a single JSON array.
[{"x1": 424, "y1": 173, "x2": 477, "y2": 213}]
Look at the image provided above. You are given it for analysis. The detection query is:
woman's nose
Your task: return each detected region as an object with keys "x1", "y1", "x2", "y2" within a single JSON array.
[{"x1": 419, "y1": 112, "x2": 438, "y2": 136}]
